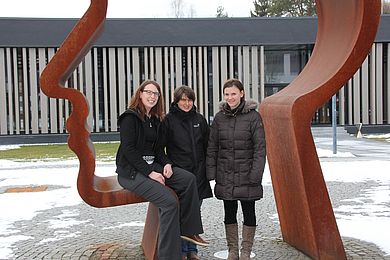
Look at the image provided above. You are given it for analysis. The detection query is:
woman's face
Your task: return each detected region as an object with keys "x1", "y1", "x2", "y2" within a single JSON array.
[
  {"x1": 224, "y1": 85, "x2": 243, "y2": 109},
  {"x1": 177, "y1": 94, "x2": 194, "y2": 112},
  {"x1": 140, "y1": 83, "x2": 160, "y2": 113}
]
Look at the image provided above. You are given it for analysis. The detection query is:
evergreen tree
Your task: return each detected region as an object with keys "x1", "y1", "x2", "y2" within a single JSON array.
[
  {"x1": 216, "y1": 6, "x2": 229, "y2": 18},
  {"x1": 251, "y1": 0, "x2": 316, "y2": 17}
]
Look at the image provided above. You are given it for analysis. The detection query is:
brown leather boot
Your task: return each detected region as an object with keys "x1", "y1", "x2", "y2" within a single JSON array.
[
  {"x1": 239, "y1": 225, "x2": 256, "y2": 260},
  {"x1": 225, "y1": 223, "x2": 239, "y2": 260}
]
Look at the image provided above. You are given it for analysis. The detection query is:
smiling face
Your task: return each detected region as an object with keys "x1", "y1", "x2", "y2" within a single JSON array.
[
  {"x1": 224, "y1": 85, "x2": 244, "y2": 109},
  {"x1": 140, "y1": 83, "x2": 160, "y2": 114},
  {"x1": 177, "y1": 94, "x2": 194, "y2": 112}
]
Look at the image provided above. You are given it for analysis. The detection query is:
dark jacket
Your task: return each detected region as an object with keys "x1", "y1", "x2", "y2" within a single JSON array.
[
  {"x1": 162, "y1": 103, "x2": 213, "y2": 200},
  {"x1": 116, "y1": 108, "x2": 170, "y2": 179},
  {"x1": 206, "y1": 99, "x2": 266, "y2": 201}
]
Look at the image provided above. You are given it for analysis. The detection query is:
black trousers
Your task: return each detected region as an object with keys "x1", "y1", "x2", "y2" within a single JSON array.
[
  {"x1": 223, "y1": 200, "x2": 256, "y2": 226},
  {"x1": 118, "y1": 163, "x2": 203, "y2": 260}
]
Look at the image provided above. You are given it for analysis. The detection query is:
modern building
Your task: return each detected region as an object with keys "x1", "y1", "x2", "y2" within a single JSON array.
[{"x1": 0, "y1": 16, "x2": 389, "y2": 140}]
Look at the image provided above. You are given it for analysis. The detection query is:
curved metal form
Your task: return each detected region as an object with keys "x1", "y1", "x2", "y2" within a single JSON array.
[
  {"x1": 259, "y1": 1, "x2": 381, "y2": 259},
  {"x1": 39, "y1": 0, "x2": 145, "y2": 208}
]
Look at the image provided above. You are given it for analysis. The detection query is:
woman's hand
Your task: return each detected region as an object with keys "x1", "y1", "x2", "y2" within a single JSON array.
[
  {"x1": 149, "y1": 171, "x2": 165, "y2": 185},
  {"x1": 163, "y1": 164, "x2": 173, "y2": 179}
]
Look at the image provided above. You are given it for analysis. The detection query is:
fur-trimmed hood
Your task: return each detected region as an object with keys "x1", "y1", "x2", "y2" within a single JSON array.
[{"x1": 219, "y1": 99, "x2": 259, "y2": 115}]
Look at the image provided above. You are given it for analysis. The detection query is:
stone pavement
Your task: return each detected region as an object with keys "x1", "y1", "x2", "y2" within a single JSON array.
[{"x1": 4, "y1": 127, "x2": 390, "y2": 259}]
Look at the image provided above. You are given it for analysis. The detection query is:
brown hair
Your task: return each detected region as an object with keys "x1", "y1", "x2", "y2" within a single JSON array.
[
  {"x1": 223, "y1": 78, "x2": 245, "y2": 99},
  {"x1": 173, "y1": 85, "x2": 196, "y2": 104},
  {"x1": 129, "y1": 80, "x2": 165, "y2": 120}
]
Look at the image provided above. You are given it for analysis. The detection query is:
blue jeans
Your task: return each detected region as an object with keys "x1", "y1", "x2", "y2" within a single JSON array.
[
  {"x1": 181, "y1": 240, "x2": 198, "y2": 255},
  {"x1": 181, "y1": 199, "x2": 203, "y2": 256}
]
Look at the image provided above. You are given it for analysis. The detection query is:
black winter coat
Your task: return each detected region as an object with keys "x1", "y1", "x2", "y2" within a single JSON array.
[
  {"x1": 162, "y1": 104, "x2": 213, "y2": 200},
  {"x1": 116, "y1": 109, "x2": 171, "y2": 179},
  {"x1": 206, "y1": 100, "x2": 266, "y2": 201}
]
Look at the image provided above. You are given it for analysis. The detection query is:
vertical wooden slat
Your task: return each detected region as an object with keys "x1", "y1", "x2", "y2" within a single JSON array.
[
  {"x1": 169, "y1": 47, "x2": 175, "y2": 105},
  {"x1": 164, "y1": 47, "x2": 170, "y2": 112},
  {"x1": 229, "y1": 46, "x2": 234, "y2": 78},
  {"x1": 102, "y1": 48, "x2": 109, "y2": 132},
  {"x1": 12, "y1": 48, "x2": 20, "y2": 134},
  {"x1": 388, "y1": 43, "x2": 390, "y2": 123},
  {"x1": 370, "y1": 45, "x2": 376, "y2": 124},
  {"x1": 259, "y1": 46, "x2": 265, "y2": 101},
  {"x1": 198, "y1": 47, "x2": 204, "y2": 115},
  {"x1": 109, "y1": 48, "x2": 117, "y2": 131},
  {"x1": 339, "y1": 86, "x2": 345, "y2": 125},
  {"x1": 175, "y1": 47, "x2": 182, "y2": 87},
  {"x1": 0, "y1": 48, "x2": 7, "y2": 134},
  {"x1": 203, "y1": 47, "x2": 209, "y2": 121},
  {"x1": 242, "y1": 46, "x2": 251, "y2": 97},
  {"x1": 38, "y1": 48, "x2": 48, "y2": 133},
  {"x1": 22, "y1": 48, "x2": 30, "y2": 134},
  {"x1": 352, "y1": 69, "x2": 360, "y2": 124},
  {"x1": 251, "y1": 46, "x2": 259, "y2": 101},
  {"x1": 212, "y1": 47, "x2": 220, "y2": 117},
  {"x1": 6, "y1": 48, "x2": 14, "y2": 134},
  {"x1": 29, "y1": 48, "x2": 39, "y2": 133},
  {"x1": 150, "y1": 47, "x2": 155, "y2": 80},
  {"x1": 220, "y1": 47, "x2": 228, "y2": 88},
  {"x1": 192, "y1": 47, "x2": 198, "y2": 102},
  {"x1": 47, "y1": 48, "x2": 59, "y2": 133},
  {"x1": 187, "y1": 47, "x2": 192, "y2": 87},
  {"x1": 144, "y1": 47, "x2": 149, "y2": 80},
  {"x1": 126, "y1": 47, "x2": 132, "y2": 100},
  {"x1": 237, "y1": 46, "x2": 243, "y2": 82},
  {"x1": 347, "y1": 79, "x2": 353, "y2": 125},
  {"x1": 361, "y1": 57, "x2": 369, "y2": 124},
  {"x1": 117, "y1": 48, "x2": 126, "y2": 115},
  {"x1": 93, "y1": 48, "x2": 100, "y2": 132},
  {"x1": 155, "y1": 48, "x2": 163, "y2": 88},
  {"x1": 85, "y1": 50, "x2": 94, "y2": 130},
  {"x1": 376, "y1": 43, "x2": 383, "y2": 123},
  {"x1": 132, "y1": 48, "x2": 140, "y2": 87}
]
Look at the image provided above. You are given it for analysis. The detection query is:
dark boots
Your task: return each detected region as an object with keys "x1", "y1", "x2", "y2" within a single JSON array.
[
  {"x1": 224, "y1": 223, "x2": 239, "y2": 260},
  {"x1": 239, "y1": 225, "x2": 256, "y2": 260}
]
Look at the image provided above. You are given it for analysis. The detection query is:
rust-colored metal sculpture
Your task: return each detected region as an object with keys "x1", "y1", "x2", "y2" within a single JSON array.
[
  {"x1": 39, "y1": 0, "x2": 381, "y2": 259},
  {"x1": 259, "y1": 1, "x2": 381, "y2": 259},
  {"x1": 39, "y1": 1, "x2": 159, "y2": 259}
]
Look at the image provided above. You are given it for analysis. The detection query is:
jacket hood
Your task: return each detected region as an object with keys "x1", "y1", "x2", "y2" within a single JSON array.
[
  {"x1": 219, "y1": 99, "x2": 259, "y2": 115},
  {"x1": 118, "y1": 108, "x2": 142, "y2": 124}
]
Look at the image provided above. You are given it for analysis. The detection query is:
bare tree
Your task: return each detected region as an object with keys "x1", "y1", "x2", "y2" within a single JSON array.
[{"x1": 171, "y1": 0, "x2": 186, "y2": 18}]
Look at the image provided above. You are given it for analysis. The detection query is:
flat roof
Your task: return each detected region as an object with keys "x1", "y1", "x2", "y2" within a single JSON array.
[{"x1": 1, "y1": 15, "x2": 390, "y2": 48}]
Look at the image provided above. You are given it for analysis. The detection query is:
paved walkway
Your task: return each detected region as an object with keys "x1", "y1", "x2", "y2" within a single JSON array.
[{"x1": 3, "y1": 127, "x2": 390, "y2": 259}]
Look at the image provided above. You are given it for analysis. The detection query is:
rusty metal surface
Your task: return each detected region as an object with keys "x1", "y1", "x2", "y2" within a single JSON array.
[
  {"x1": 39, "y1": 0, "x2": 145, "y2": 208},
  {"x1": 259, "y1": 1, "x2": 381, "y2": 259}
]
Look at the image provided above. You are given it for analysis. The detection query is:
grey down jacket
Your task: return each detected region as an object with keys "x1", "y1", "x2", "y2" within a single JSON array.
[{"x1": 206, "y1": 99, "x2": 266, "y2": 201}]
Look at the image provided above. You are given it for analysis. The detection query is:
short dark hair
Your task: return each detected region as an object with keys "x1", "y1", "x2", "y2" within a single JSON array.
[
  {"x1": 223, "y1": 78, "x2": 245, "y2": 99},
  {"x1": 173, "y1": 85, "x2": 196, "y2": 104}
]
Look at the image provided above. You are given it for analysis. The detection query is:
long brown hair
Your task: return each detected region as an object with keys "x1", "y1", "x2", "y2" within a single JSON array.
[{"x1": 129, "y1": 80, "x2": 165, "y2": 120}]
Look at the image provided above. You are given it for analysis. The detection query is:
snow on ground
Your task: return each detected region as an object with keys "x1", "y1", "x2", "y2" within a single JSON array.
[{"x1": 0, "y1": 147, "x2": 389, "y2": 258}]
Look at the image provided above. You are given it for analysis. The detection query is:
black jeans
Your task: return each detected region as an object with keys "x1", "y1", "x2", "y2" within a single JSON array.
[
  {"x1": 223, "y1": 200, "x2": 256, "y2": 226},
  {"x1": 118, "y1": 163, "x2": 203, "y2": 260}
]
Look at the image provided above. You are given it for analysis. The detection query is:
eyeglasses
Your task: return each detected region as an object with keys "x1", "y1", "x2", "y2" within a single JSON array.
[{"x1": 143, "y1": 89, "x2": 160, "y2": 97}]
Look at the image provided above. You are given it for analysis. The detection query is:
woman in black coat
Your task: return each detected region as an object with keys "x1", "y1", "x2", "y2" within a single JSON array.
[{"x1": 162, "y1": 86, "x2": 213, "y2": 260}]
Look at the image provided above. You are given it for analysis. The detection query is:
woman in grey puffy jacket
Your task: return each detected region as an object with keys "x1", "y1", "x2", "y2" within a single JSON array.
[{"x1": 206, "y1": 78, "x2": 266, "y2": 260}]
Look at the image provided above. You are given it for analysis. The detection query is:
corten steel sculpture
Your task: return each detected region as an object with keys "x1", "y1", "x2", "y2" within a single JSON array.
[
  {"x1": 259, "y1": 0, "x2": 381, "y2": 259},
  {"x1": 39, "y1": 1, "x2": 159, "y2": 259},
  {"x1": 39, "y1": 0, "x2": 382, "y2": 259}
]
